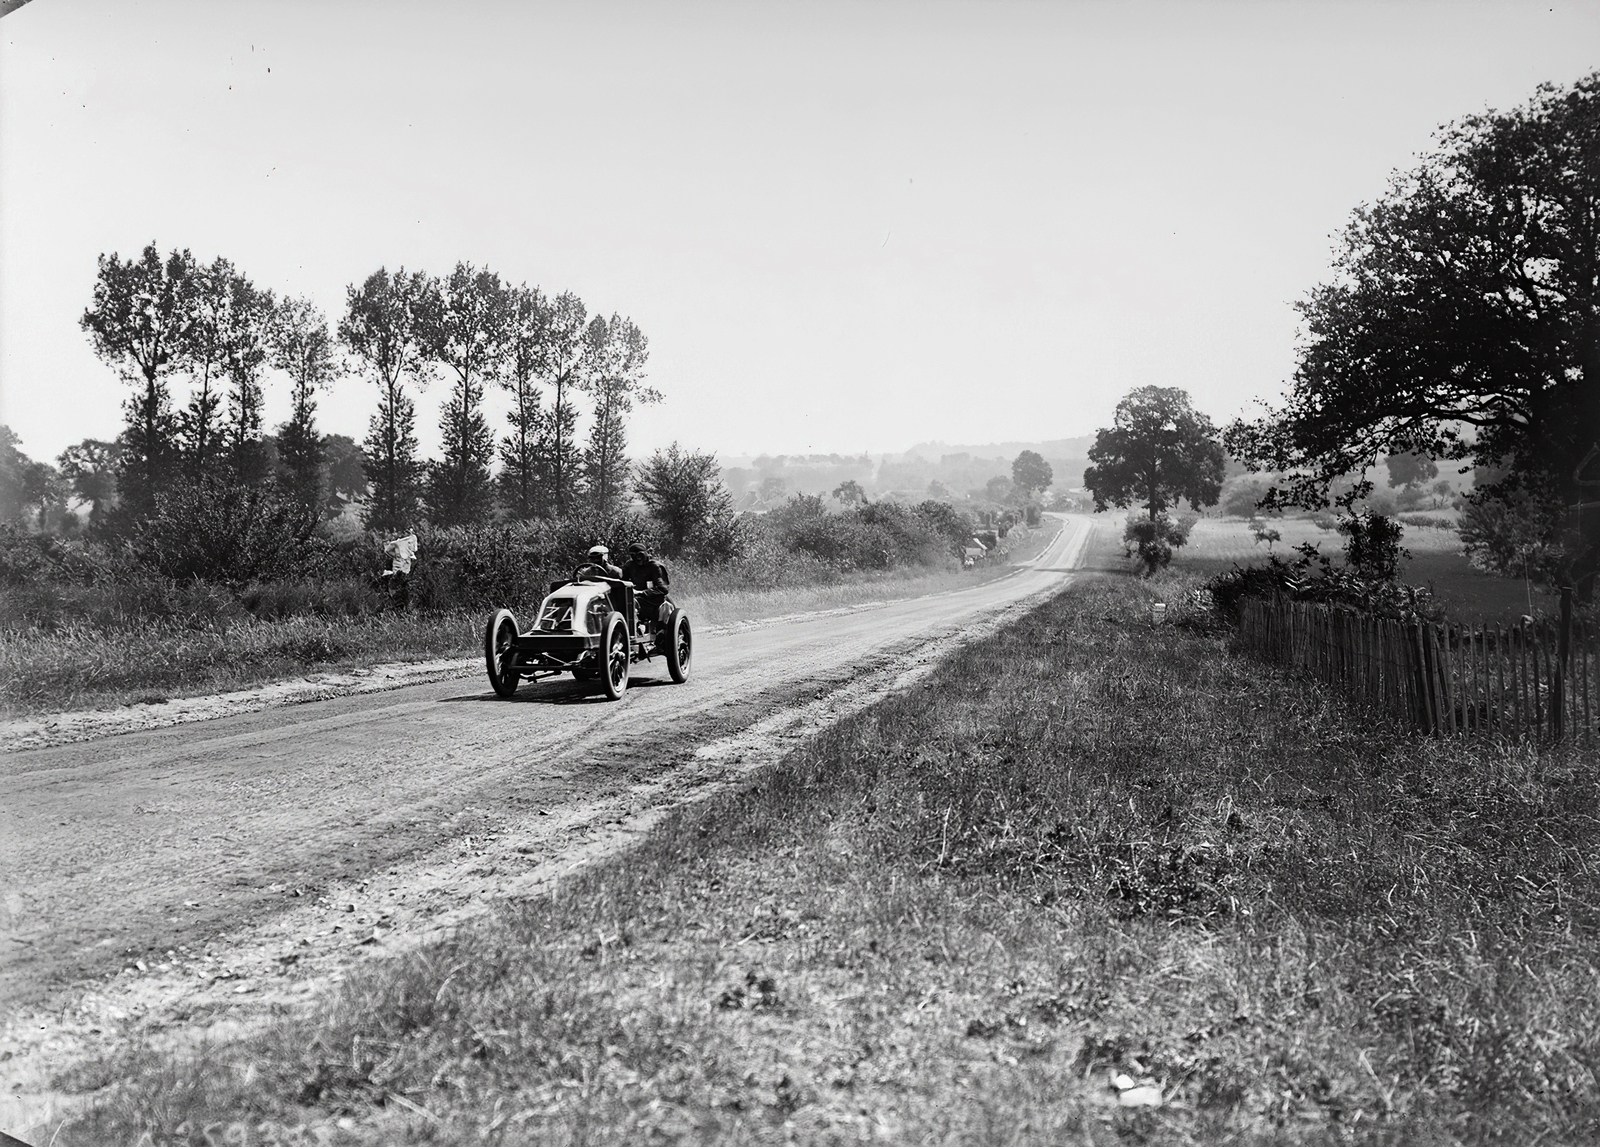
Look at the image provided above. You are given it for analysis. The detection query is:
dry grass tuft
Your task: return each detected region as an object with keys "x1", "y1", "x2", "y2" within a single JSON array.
[{"x1": 49, "y1": 571, "x2": 1600, "y2": 1145}]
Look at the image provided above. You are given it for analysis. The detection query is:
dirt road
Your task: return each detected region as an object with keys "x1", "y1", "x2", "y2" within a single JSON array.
[{"x1": 1, "y1": 516, "x2": 1092, "y2": 1123}]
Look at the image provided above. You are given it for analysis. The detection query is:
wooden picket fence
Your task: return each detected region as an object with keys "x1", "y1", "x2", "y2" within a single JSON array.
[{"x1": 1237, "y1": 596, "x2": 1598, "y2": 742}]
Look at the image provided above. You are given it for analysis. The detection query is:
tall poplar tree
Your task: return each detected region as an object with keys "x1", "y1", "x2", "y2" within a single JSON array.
[
  {"x1": 498, "y1": 284, "x2": 552, "y2": 520},
  {"x1": 218, "y1": 271, "x2": 278, "y2": 485},
  {"x1": 420, "y1": 263, "x2": 506, "y2": 525},
  {"x1": 79, "y1": 243, "x2": 193, "y2": 517},
  {"x1": 535, "y1": 292, "x2": 589, "y2": 517},
  {"x1": 175, "y1": 253, "x2": 229, "y2": 482},
  {"x1": 273, "y1": 296, "x2": 340, "y2": 516},
  {"x1": 580, "y1": 313, "x2": 658, "y2": 515},
  {"x1": 340, "y1": 268, "x2": 429, "y2": 533}
]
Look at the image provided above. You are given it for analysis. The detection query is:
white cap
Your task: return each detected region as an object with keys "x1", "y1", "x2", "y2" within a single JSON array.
[{"x1": 588, "y1": 545, "x2": 609, "y2": 557}]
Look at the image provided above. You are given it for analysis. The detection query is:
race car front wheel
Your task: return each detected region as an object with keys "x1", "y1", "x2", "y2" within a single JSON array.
[
  {"x1": 666, "y1": 611, "x2": 692, "y2": 684},
  {"x1": 600, "y1": 614, "x2": 630, "y2": 700},
  {"x1": 484, "y1": 609, "x2": 521, "y2": 698}
]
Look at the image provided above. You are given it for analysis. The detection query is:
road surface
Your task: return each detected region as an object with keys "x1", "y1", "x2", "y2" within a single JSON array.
[{"x1": 0, "y1": 517, "x2": 1093, "y2": 1019}]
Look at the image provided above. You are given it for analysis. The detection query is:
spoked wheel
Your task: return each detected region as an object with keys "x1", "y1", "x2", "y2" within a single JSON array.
[
  {"x1": 666, "y1": 610, "x2": 692, "y2": 684},
  {"x1": 600, "y1": 613, "x2": 630, "y2": 701},
  {"x1": 484, "y1": 609, "x2": 521, "y2": 698}
]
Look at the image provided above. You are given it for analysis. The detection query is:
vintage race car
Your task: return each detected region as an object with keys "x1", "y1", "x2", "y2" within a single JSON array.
[{"x1": 482, "y1": 564, "x2": 691, "y2": 701}]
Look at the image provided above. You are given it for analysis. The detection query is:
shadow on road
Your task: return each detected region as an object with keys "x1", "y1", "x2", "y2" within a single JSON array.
[{"x1": 439, "y1": 677, "x2": 678, "y2": 705}]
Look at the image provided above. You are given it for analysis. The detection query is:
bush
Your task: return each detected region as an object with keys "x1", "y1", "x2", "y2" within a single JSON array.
[
  {"x1": 761, "y1": 496, "x2": 964, "y2": 573},
  {"x1": 1122, "y1": 512, "x2": 1193, "y2": 575},
  {"x1": 131, "y1": 480, "x2": 321, "y2": 586},
  {"x1": 1336, "y1": 510, "x2": 1407, "y2": 581},
  {"x1": 635, "y1": 444, "x2": 745, "y2": 562},
  {"x1": 1460, "y1": 487, "x2": 1566, "y2": 584}
]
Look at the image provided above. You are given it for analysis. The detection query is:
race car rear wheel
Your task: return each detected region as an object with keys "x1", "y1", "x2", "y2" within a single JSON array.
[
  {"x1": 600, "y1": 614, "x2": 630, "y2": 700},
  {"x1": 484, "y1": 609, "x2": 521, "y2": 698},
  {"x1": 665, "y1": 610, "x2": 692, "y2": 684}
]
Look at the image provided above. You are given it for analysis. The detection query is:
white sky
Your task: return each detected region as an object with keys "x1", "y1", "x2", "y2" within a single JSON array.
[{"x1": 1, "y1": 0, "x2": 1596, "y2": 466}]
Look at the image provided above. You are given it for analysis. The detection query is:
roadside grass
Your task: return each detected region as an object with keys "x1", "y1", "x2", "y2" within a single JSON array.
[
  {"x1": 50, "y1": 572, "x2": 1600, "y2": 1145},
  {"x1": 0, "y1": 520, "x2": 1060, "y2": 719},
  {"x1": 0, "y1": 611, "x2": 482, "y2": 719}
]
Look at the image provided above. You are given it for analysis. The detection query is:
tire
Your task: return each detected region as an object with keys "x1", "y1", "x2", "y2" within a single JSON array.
[
  {"x1": 484, "y1": 609, "x2": 521, "y2": 698},
  {"x1": 665, "y1": 610, "x2": 692, "y2": 684},
  {"x1": 599, "y1": 613, "x2": 630, "y2": 701}
]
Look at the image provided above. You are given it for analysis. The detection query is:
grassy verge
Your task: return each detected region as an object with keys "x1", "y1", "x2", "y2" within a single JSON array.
[
  {"x1": 0, "y1": 520, "x2": 1059, "y2": 719},
  {"x1": 47, "y1": 571, "x2": 1600, "y2": 1145}
]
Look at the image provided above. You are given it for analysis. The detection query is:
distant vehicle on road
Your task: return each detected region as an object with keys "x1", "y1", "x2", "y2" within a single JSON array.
[{"x1": 482, "y1": 562, "x2": 692, "y2": 701}]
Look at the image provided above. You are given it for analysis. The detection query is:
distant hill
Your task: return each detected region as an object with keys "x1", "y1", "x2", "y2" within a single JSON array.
[
  {"x1": 717, "y1": 438, "x2": 1095, "y2": 503},
  {"x1": 896, "y1": 437, "x2": 1096, "y2": 463},
  {"x1": 884, "y1": 438, "x2": 1095, "y2": 493}
]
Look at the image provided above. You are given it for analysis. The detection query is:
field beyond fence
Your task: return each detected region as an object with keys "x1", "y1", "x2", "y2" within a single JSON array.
[{"x1": 1239, "y1": 595, "x2": 1598, "y2": 742}]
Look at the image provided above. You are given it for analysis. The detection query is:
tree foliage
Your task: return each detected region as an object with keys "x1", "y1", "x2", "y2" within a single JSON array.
[
  {"x1": 421, "y1": 263, "x2": 505, "y2": 525},
  {"x1": 1384, "y1": 452, "x2": 1438, "y2": 490},
  {"x1": 1085, "y1": 386, "x2": 1225, "y2": 519},
  {"x1": 56, "y1": 439, "x2": 122, "y2": 526},
  {"x1": 79, "y1": 242, "x2": 192, "y2": 516},
  {"x1": 341, "y1": 268, "x2": 430, "y2": 533},
  {"x1": 1011, "y1": 450, "x2": 1053, "y2": 494},
  {"x1": 1122, "y1": 512, "x2": 1193, "y2": 575},
  {"x1": 635, "y1": 442, "x2": 739, "y2": 559},
  {"x1": 580, "y1": 313, "x2": 657, "y2": 515},
  {"x1": 533, "y1": 291, "x2": 590, "y2": 518},
  {"x1": 1225, "y1": 73, "x2": 1600, "y2": 586},
  {"x1": 272, "y1": 296, "x2": 340, "y2": 516},
  {"x1": 498, "y1": 284, "x2": 553, "y2": 520}
]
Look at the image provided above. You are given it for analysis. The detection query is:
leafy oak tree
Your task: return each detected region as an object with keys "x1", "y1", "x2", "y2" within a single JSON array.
[
  {"x1": 1226, "y1": 73, "x2": 1600, "y2": 592},
  {"x1": 1085, "y1": 387, "x2": 1225, "y2": 518},
  {"x1": 1085, "y1": 386, "x2": 1224, "y2": 574},
  {"x1": 56, "y1": 439, "x2": 122, "y2": 526},
  {"x1": 1011, "y1": 450, "x2": 1054, "y2": 496},
  {"x1": 341, "y1": 268, "x2": 430, "y2": 532},
  {"x1": 79, "y1": 243, "x2": 193, "y2": 516}
]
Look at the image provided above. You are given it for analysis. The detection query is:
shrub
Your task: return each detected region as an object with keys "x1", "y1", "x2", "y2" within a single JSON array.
[
  {"x1": 1122, "y1": 512, "x2": 1193, "y2": 575},
  {"x1": 131, "y1": 480, "x2": 321, "y2": 586},
  {"x1": 1336, "y1": 510, "x2": 1407, "y2": 581},
  {"x1": 635, "y1": 444, "x2": 745, "y2": 562},
  {"x1": 761, "y1": 496, "x2": 964, "y2": 573},
  {"x1": 1459, "y1": 487, "x2": 1566, "y2": 584}
]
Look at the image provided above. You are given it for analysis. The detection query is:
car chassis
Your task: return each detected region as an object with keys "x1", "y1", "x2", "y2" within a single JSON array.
[{"x1": 483, "y1": 568, "x2": 692, "y2": 701}]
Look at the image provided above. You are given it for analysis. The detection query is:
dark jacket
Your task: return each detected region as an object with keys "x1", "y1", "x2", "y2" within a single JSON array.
[{"x1": 623, "y1": 554, "x2": 669, "y2": 592}]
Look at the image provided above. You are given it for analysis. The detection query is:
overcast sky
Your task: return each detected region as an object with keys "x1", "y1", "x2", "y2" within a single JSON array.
[{"x1": 1, "y1": 0, "x2": 1596, "y2": 466}]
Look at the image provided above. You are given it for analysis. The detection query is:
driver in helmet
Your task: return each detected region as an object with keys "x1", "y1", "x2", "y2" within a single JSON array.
[{"x1": 582, "y1": 544, "x2": 623, "y2": 580}]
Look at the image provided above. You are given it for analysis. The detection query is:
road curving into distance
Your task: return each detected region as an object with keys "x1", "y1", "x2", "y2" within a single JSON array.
[{"x1": 0, "y1": 515, "x2": 1096, "y2": 1051}]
